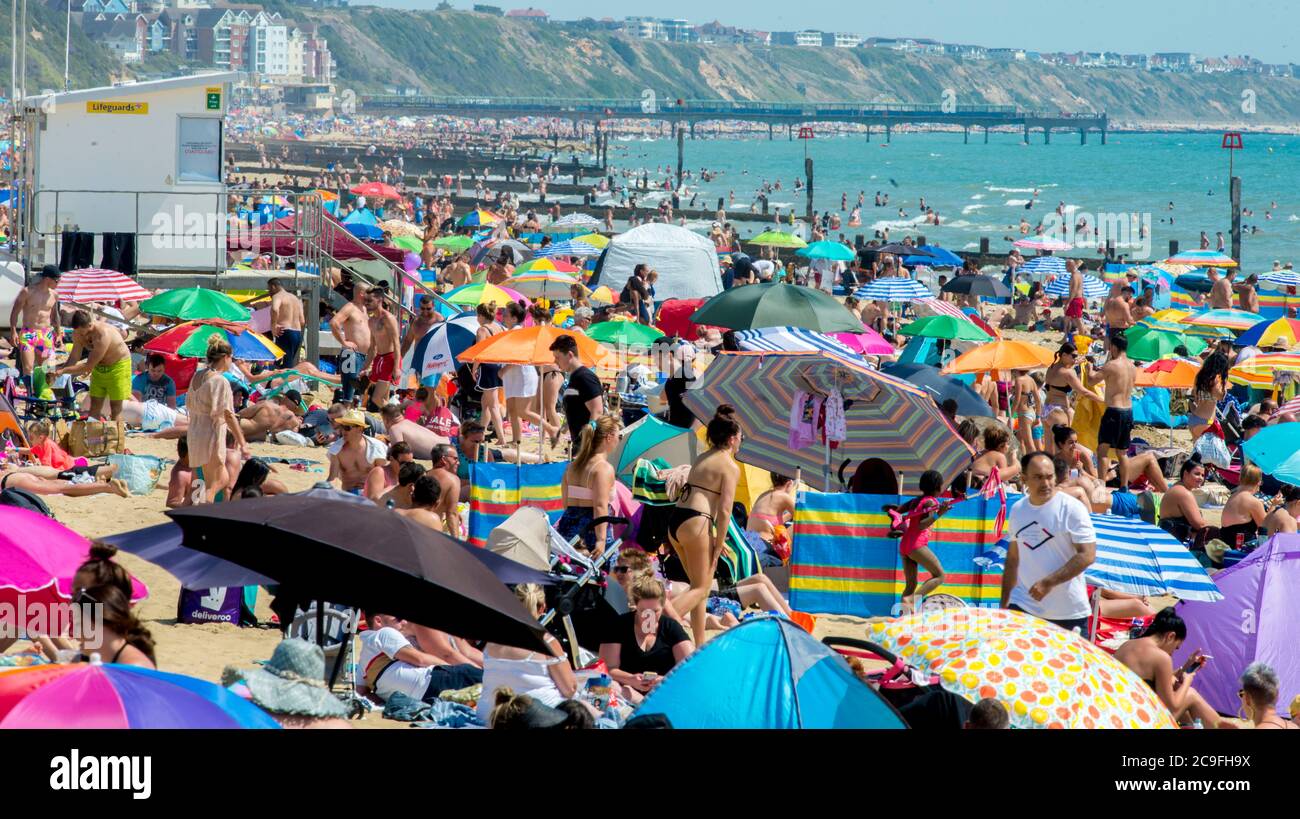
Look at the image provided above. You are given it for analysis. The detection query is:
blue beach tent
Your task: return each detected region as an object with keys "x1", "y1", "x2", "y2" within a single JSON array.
[{"x1": 633, "y1": 615, "x2": 907, "y2": 729}]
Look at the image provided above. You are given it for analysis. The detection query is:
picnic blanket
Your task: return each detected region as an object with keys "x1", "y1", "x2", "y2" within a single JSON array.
[
  {"x1": 790, "y1": 491, "x2": 1006, "y2": 617},
  {"x1": 467, "y1": 461, "x2": 566, "y2": 548}
]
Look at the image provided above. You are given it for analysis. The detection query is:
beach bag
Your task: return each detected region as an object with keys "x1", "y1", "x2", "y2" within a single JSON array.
[
  {"x1": 0, "y1": 487, "x2": 54, "y2": 518},
  {"x1": 177, "y1": 586, "x2": 256, "y2": 627},
  {"x1": 274, "y1": 429, "x2": 313, "y2": 447},
  {"x1": 1192, "y1": 432, "x2": 1231, "y2": 469},
  {"x1": 68, "y1": 419, "x2": 125, "y2": 458},
  {"x1": 106, "y1": 453, "x2": 164, "y2": 496}
]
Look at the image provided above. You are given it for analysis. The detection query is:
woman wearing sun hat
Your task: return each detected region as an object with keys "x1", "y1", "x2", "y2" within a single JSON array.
[{"x1": 223, "y1": 639, "x2": 352, "y2": 729}]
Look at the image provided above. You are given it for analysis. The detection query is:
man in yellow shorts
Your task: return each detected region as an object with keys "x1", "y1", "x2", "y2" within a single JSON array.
[{"x1": 54, "y1": 310, "x2": 133, "y2": 421}]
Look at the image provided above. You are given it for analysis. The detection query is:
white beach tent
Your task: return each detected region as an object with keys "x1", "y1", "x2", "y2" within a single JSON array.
[{"x1": 591, "y1": 223, "x2": 723, "y2": 301}]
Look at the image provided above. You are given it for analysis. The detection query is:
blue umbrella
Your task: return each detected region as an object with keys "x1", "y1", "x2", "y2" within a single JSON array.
[
  {"x1": 410, "y1": 313, "x2": 479, "y2": 384},
  {"x1": 535, "y1": 239, "x2": 602, "y2": 258},
  {"x1": 1044, "y1": 273, "x2": 1109, "y2": 299},
  {"x1": 796, "y1": 240, "x2": 857, "y2": 262},
  {"x1": 344, "y1": 222, "x2": 384, "y2": 241},
  {"x1": 882, "y1": 362, "x2": 993, "y2": 417},
  {"x1": 903, "y1": 245, "x2": 963, "y2": 267},
  {"x1": 853, "y1": 276, "x2": 931, "y2": 301},
  {"x1": 1174, "y1": 271, "x2": 1214, "y2": 293},
  {"x1": 102, "y1": 523, "x2": 276, "y2": 588},
  {"x1": 1242, "y1": 422, "x2": 1300, "y2": 486}
]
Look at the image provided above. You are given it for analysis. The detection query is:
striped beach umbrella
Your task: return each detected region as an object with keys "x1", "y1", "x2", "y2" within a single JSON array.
[
  {"x1": 1179, "y1": 308, "x2": 1264, "y2": 332},
  {"x1": 912, "y1": 297, "x2": 969, "y2": 320},
  {"x1": 1229, "y1": 353, "x2": 1300, "y2": 387},
  {"x1": 410, "y1": 314, "x2": 479, "y2": 385},
  {"x1": 1259, "y1": 269, "x2": 1300, "y2": 289},
  {"x1": 1235, "y1": 317, "x2": 1300, "y2": 349},
  {"x1": 457, "y1": 208, "x2": 501, "y2": 228},
  {"x1": 1043, "y1": 273, "x2": 1109, "y2": 300},
  {"x1": 1018, "y1": 255, "x2": 1067, "y2": 277},
  {"x1": 1164, "y1": 250, "x2": 1237, "y2": 267},
  {"x1": 545, "y1": 213, "x2": 602, "y2": 232},
  {"x1": 732, "y1": 326, "x2": 865, "y2": 360},
  {"x1": 682, "y1": 350, "x2": 974, "y2": 492},
  {"x1": 56, "y1": 268, "x2": 153, "y2": 303},
  {"x1": 1088, "y1": 515, "x2": 1223, "y2": 601},
  {"x1": 1013, "y1": 237, "x2": 1073, "y2": 251},
  {"x1": 442, "y1": 282, "x2": 528, "y2": 311},
  {"x1": 573, "y1": 233, "x2": 609, "y2": 249},
  {"x1": 144, "y1": 322, "x2": 284, "y2": 363},
  {"x1": 853, "y1": 276, "x2": 931, "y2": 302},
  {"x1": 534, "y1": 239, "x2": 602, "y2": 258},
  {"x1": 513, "y1": 258, "x2": 579, "y2": 275}
]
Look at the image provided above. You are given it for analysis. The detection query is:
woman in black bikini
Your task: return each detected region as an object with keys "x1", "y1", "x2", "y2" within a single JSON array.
[
  {"x1": 667, "y1": 404, "x2": 741, "y2": 646},
  {"x1": 1042, "y1": 344, "x2": 1086, "y2": 453},
  {"x1": 473, "y1": 302, "x2": 508, "y2": 444}
]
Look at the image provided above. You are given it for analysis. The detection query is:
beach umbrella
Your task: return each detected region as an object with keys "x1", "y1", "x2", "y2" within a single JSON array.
[
  {"x1": 0, "y1": 507, "x2": 148, "y2": 619},
  {"x1": 867, "y1": 607, "x2": 1178, "y2": 729},
  {"x1": 1164, "y1": 250, "x2": 1237, "y2": 267},
  {"x1": 875, "y1": 242, "x2": 932, "y2": 257},
  {"x1": 390, "y1": 235, "x2": 423, "y2": 253},
  {"x1": 587, "y1": 285, "x2": 617, "y2": 305},
  {"x1": 1230, "y1": 353, "x2": 1300, "y2": 388},
  {"x1": 899, "y1": 314, "x2": 993, "y2": 342},
  {"x1": 144, "y1": 322, "x2": 284, "y2": 363},
  {"x1": 586, "y1": 320, "x2": 664, "y2": 347},
  {"x1": 139, "y1": 287, "x2": 251, "y2": 323},
  {"x1": 349, "y1": 182, "x2": 401, "y2": 200},
  {"x1": 167, "y1": 496, "x2": 549, "y2": 652},
  {"x1": 469, "y1": 238, "x2": 532, "y2": 267},
  {"x1": 101, "y1": 522, "x2": 275, "y2": 589},
  {"x1": 1172, "y1": 533, "x2": 1300, "y2": 715},
  {"x1": 1259, "y1": 269, "x2": 1300, "y2": 289},
  {"x1": 635, "y1": 615, "x2": 906, "y2": 729},
  {"x1": 656, "y1": 298, "x2": 714, "y2": 339},
  {"x1": 443, "y1": 282, "x2": 525, "y2": 309},
  {"x1": 690, "y1": 282, "x2": 865, "y2": 334},
  {"x1": 1043, "y1": 273, "x2": 1109, "y2": 300},
  {"x1": 458, "y1": 324, "x2": 615, "y2": 368},
  {"x1": 1087, "y1": 515, "x2": 1222, "y2": 601},
  {"x1": 881, "y1": 362, "x2": 994, "y2": 418},
  {"x1": 1235, "y1": 317, "x2": 1300, "y2": 349},
  {"x1": 55, "y1": 268, "x2": 152, "y2": 303},
  {"x1": 796, "y1": 240, "x2": 856, "y2": 262},
  {"x1": 504, "y1": 270, "x2": 581, "y2": 300},
  {"x1": 345, "y1": 222, "x2": 384, "y2": 242},
  {"x1": 904, "y1": 245, "x2": 963, "y2": 267},
  {"x1": 912, "y1": 297, "x2": 970, "y2": 321},
  {"x1": 1150, "y1": 308, "x2": 1191, "y2": 323},
  {"x1": 534, "y1": 239, "x2": 603, "y2": 258},
  {"x1": 941, "y1": 340, "x2": 1055, "y2": 374},
  {"x1": 1172, "y1": 271, "x2": 1214, "y2": 293},
  {"x1": 749, "y1": 230, "x2": 807, "y2": 248},
  {"x1": 1124, "y1": 325, "x2": 1206, "y2": 362},
  {"x1": 607, "y1": 413, "x2": 701, "y2": 476},
  {"x1": 682, "y1": 351, "x2": 974, "y2": 491},
  {"x1": 829, "y1": 328, "x2": 895, "y2": 356},
  {"x1": 545, "y1": 213, "x2": 602, "y2": 232},
  {"x1": 410, "y1": 315, "x2": 480, "y2": 384},
  {"x1": 1241, "y1": 422, "x2": 1300, "y2": 483},
  {"x1": 432, "y1": 234, "x2": 474, "y2": 253},
  {"x1": 573, "y1": 233, "x2": 609, "y2": 249},
  {"x1": 1180, "y1": 308, "x2": 1263, "y2": 332},
  {"x1": 1135, "y1": 358, "x2": 1200, "y2": 388},
  {"x1": 457, "y1": 208, "x2": 501, "y2": 228},
  {"x1": 853, "y1": 276, "x2": 932, "y2": 302},
  {"x1": 380, "y1": 219, "x2": 421, "y2": 238},
  {"x1": 1013, "y1": 237, "x2": 1073, "y2": 251},
  {"x1": 513, "y1": 258, "x2": 580, "y2": 276},
  {"x1": 1019, "y1": 255, "x2": 1067, "y2": 277},
  {"x1": 731, "y1": 325, "x2": 865, "y2": 361},
  {"x1": 0, "y1": 663, "x2": 280, "y2": 729},
  {"x1": 940, "y1": 274, "x2": 1011, "y2": 299}
]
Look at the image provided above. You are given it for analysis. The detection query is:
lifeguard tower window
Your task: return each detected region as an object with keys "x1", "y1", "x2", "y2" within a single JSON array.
[{"x1": 177, "y1": 116, "x2": 222, "y2": 184}]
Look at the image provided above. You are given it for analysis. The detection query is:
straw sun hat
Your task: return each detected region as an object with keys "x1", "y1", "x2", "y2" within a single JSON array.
[
  {"x1": 335, "y1": 409, "x2": 368, "y2": 428},
  {"x1": 222, "y1": 639, "x2": 349, "y2": 719}
]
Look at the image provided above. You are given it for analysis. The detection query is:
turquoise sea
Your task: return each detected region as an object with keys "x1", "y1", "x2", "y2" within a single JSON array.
[{"x1": 602, "y1": 131, "x2": 1299, "y2": 267}]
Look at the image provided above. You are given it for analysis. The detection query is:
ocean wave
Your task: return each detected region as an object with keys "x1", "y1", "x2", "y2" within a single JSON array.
[
  {"x1": 970, "y1": 194, "x2": 986, "y2": 200},
  {"x1": 871, "y1": 216, "x2": 927, "y2": 230},
  {"x1": 987, "y1": 184, "x2": 1057, "y2": 193},
  {"x1": 1005, "y1": 199, "x2": 1031, "y2": 207},
  {"x1": 962, "y1": 204, "x2": 988, "y2": 215}
]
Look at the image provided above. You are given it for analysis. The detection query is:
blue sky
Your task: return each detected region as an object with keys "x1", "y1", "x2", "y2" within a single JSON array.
[{"x1": 362, "y1": 0, "x2": 1298, "y2": 63}]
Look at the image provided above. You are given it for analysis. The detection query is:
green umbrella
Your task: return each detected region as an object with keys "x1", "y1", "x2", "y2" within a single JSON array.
[
  {"x1": 690, "y1": 282, "x2": 865, "y2": 334},
  {"x1": 392, "y1": 235, "x2": 424, "y2": 253},
  {"x1": 1125, "y1": 325, "x2": 1208, "y2": 362},
  {"x1": 749, "y1": 231, "x2": 808, "y2": 248},
  {"x1": 139, "y1": 287, "x2": 250, "y2": 323},
  {"x1": 432, "y1": 235, "x2": 473, "y2": 253},
  {"x1": 796, "y1": 240, "x2": 855, "y2": 261},
  {"x1": 898, "y1": 314, "x2": 992, "y2": 342},
  {"x1": 587, "y1": 321, "x2": 665, "y2": 346},
  {"x1": 607, "y1": 414, "x2": 701, "y2": 476}
]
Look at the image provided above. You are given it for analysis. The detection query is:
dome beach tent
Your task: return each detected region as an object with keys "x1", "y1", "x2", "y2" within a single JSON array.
[
  {"x1": 633, "y1": 615, "x2": 906, "y2": 729},
  {"x1": 588, "y1": 223, "x2": 723, "y2": 302}
]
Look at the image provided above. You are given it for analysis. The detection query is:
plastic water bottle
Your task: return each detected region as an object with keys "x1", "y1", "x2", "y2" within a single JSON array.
[{"x1": 616, "y1": 370, "x2": 629, "y2": 394}]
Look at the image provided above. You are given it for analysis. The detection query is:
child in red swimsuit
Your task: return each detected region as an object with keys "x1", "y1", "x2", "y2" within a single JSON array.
[{"x1": 883, "y1": 469, "x2": 952, "y2": 615}]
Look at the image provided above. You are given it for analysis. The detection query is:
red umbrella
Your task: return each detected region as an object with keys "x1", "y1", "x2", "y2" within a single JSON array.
[
  {"x1": 349, "y1": 182, "x2": 401, "y2": 201},
  {"x1": 656, "y1": 298, "x2": 722, "y2": 340},
  {"x1": 57, "y1": 268, "x2": 153, "y2": 303}
]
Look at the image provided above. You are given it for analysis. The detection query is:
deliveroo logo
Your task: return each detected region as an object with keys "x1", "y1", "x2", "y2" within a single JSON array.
[
  {"x1": 1241, "y1": 88, "x2": 1256, "y2": 116},
  {"x1": 940, "y1": 88, "x2": 957, "y2": 114},
  {"x1": 640, "y1": 88, "x2": 658, "y2": 115}
]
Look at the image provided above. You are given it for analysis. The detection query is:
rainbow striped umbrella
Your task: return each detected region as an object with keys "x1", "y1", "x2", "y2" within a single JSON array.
[
  {"x1": 1236, "y1": 317, "x2": 1300, "y2": 349},
  {"x1": 457, "y1": 208, "x2": 501, "y2": 227},
  {"x1": 1180, "y1": 308, "x2": 1263, "y2": 332},
  {"x1": 1229, "y1": 353, "x2": 1300, "y2": 387},
  {"x1": 144, "y1": 322, "x2": 284, "y2": 362},
  {"x1": 682, "y1": 351, "x2": 973, "y2": 492},
  {"x1": 1164, "y1": 250, "x2": 1237, "y2": 267},
  {"x1": 513, "y1": 258, "x2": 580, "y2": 275},
  {"x1": 503, "y1": 270, "x2": 581, "y2": 300}
]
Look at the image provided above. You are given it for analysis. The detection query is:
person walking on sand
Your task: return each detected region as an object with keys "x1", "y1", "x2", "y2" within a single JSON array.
[
  {"x1": 182, "y1": 337, "x2": 250, "y2": 503},
  {"x1": 1064, "y1": 260, "x2": 1085, "y2": 336}
]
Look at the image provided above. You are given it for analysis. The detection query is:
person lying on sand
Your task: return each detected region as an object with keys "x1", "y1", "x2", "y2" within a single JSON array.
[{"x1": 0, "y1": 464, "x2": 129, "y2": 498}]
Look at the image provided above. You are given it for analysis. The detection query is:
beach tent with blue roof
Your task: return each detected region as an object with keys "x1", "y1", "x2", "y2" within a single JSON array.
[{"x1": 633, "y1": 615, "x2": 907, "y2": 729}]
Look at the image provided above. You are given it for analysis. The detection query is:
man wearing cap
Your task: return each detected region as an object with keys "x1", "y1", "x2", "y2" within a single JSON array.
[{"x1": 8, "y1": 264, "x2": 61, "y2": 395}]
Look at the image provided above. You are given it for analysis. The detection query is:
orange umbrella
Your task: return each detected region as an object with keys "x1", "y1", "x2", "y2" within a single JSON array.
[
  {"x1": 941, "y1": 340, "x2": 1055, "y2": 374},
  {"x1": 1135, "y1": 358, "x2": 1199, "y2": 389},
  {"x1": 458, "y1": 325, "x2": 617, "y2": 368}
]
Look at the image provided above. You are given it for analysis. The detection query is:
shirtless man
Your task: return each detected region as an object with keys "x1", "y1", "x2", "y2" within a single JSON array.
[
  {"x1": 429, "y1": 444, "x2": 463, "y2": 537},
  {"x1": 400, "y1": 295, "x2": 443, "y2": 359},
  {"x1": 444, "y1": 253, "x2": 472, "y2": 289},
  {"x1": 1086, "y1": 333, "x2": 1136, "y2": 491},
  {"x1": 237, "y1": 392, "x2": 304, "y2": 441},
  {"x1": 380, "y1": 403, "x2": 448, "y2": 460},
  {"x1": 329, "y1": 410, "x2": 385, "y2": 494},
  {"x1": 1103, "y1": 285, "x2": 1135, "y2": 333},
  {"x1": 55, "y1": 310, "x2": 132, "y2": 421},
  {"x1": 268, "y1": 278, "x2": 305, "y2": 368},
  {"x1": 395, "y1": 475, "x2": 446, "y2": 533},
  {"x1": 1064, "y1": 260, "x2": 1085, "y2": 336},
  {"x1": 328, "y1": 282, "x2": 372, "y2": 404},
  {"x1": 1235, "y1": 273, "x2": 1259, "y2": 314},
  {"x1": 365, "y1": 287, "x2": 401, "y2": 410},
  {"x1": 8, "y1": 265, "x2": 62, "y2": 394},
  {"x1": 1208, "y1": 268, "x2": 1234, "y2": 310}
]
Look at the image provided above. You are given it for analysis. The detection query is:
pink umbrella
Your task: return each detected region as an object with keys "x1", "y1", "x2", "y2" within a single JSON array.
[
  {"x1": 1013, "y1": 237, "x2": 1073, "y2": 251},
  {"x1": 0, "y1": 507, "x2": 148, "y2": 619},
  {"x1": 831, "y1": 328, "x2": 895, "y2": 355}
]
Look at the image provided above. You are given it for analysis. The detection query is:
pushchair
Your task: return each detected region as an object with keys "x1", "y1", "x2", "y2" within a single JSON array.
[
  {"x1": 821, "y1": 636, "x2": 972, "y2": 729},
  {"x1": 487, "y1": 507, "x2": 630, "y2": 664}
]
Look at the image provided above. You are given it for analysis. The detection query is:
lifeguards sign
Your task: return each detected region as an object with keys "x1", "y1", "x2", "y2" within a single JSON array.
[{"x1": 86, "y1": 101, "x2": 148, "y2": 115}]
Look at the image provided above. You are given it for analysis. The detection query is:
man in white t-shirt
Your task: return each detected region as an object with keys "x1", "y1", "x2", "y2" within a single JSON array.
[
  {"x1": 1001, "y1": 451, "x2": 1097, "y2": 633},
  {"x1": 356, "y1": 614, "x2": 483, "y2": 704}
]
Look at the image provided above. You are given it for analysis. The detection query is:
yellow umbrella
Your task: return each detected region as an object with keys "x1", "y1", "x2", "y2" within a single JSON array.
[
  {"x1": 1150, "y1": 308, "x2": 1191, "y2": 323},
  {"x1": 574, "y1": 233, "x2": 609, "y2": 249},
  {"x1": 589, "y1": 286, "x2": 617, "y2": 305}
]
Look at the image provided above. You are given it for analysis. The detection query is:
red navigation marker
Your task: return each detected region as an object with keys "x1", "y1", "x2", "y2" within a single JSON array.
[
  {"x1": 1221, "y1": 132, "x2": 1243, "y2": 150},
  {"x1": 798, "y1": 126, "x2": 815, "y2": 139}
]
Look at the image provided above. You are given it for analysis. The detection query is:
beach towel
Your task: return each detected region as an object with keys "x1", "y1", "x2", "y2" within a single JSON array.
[
  {"x1": 1133, "y1": 387, "x2": 1185, "y2": 429},
  {"x1": 790, "y1": 491, "x2": 1005, "y2": 617},
  {"x1": 1073, "y1": 372, "x2": 1106, "y2": 452},
  {"x1": 467, "y1": 461, "x2": 567, "y2": 548}
]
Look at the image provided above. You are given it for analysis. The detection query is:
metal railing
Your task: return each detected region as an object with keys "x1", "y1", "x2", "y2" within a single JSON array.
[{"x1": 359, "y1": 95, "x2": 1082, "y2": 115}]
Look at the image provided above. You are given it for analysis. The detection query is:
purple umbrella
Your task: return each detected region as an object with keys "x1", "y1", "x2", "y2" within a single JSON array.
[{"x1": 1173, "y1": 534, "x2": 1300, "y2": 715}]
